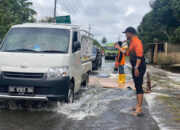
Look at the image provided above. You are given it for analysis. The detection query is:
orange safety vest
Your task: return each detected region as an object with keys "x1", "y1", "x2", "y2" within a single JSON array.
[{"x1": 118, "y1": 50, "x2": 125, "y2": 65}]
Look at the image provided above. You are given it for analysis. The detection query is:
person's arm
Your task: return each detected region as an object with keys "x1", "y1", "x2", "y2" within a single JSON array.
[
  {"x1": 114, "y1": 44, "x2": 126, "y2": 54},
  {"x1": 135, "y1": 59, "x2": 141, "y2": 69},
  {"x1": 134, "y1": 58, "x2": 142, "y2": 78},
  {"x1": 134, "y1": 40, "x2": 143, "y2": 68},
  {"x1": 134, "y1": 40, "x2": 144, "y2": 77}
]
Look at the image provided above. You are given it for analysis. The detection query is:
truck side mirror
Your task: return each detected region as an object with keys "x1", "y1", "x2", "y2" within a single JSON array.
[{"x1": 73, "y1": 41, "x2": 81, "y2": 52}]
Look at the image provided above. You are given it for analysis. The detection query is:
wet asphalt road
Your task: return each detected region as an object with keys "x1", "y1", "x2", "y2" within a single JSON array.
[{"x1": 0, "y1": 58, "x2": 159, "y2": 130}]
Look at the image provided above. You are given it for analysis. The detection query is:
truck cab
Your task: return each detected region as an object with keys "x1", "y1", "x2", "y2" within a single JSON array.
[
  {"x1": 105, "y1": 43, "x2": 118, "y2": 60},
  {"x1": 0, "y1": 23, "x2": 93, "y2": 103}
]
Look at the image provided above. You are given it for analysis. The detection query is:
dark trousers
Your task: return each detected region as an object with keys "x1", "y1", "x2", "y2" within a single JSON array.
[{"x1": 132, "y1": 65, "x2": 146, "y2": 94}]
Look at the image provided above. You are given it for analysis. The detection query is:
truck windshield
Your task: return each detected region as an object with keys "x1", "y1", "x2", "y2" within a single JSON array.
[
  {"x1": 0, "y1": 28, "x2": 70, "y2": 53},
  {"x1": 106, "y1": 46, "x2": 117, "y2": 51}
]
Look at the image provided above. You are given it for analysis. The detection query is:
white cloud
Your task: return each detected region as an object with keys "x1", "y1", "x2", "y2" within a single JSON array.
[
  {"x1": 125, "y1": 7, "x2": 135, "y2": 17},
  {"x1": 30, "y1": 0, "x2": 151, "y2": 43}
]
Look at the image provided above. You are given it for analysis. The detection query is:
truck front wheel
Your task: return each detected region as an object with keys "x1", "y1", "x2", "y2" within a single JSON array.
[
  {"x1": 82, "y1": 73, "x2": 89, "y2": 87},
  {"x1": 65, "y1": 82, "x2": 74, "y2": 103}
]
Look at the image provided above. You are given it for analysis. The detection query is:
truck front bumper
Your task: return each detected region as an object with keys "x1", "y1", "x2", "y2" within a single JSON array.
[
  {"x1": 106, "y1": 53, "x2": 117, "y2": 58},
  {"x1": 0, "y1": 75, "x2": 71, "y2": 101},
  {"x1": 0, "y1": 95, "x2": 48, "y2": 101}
]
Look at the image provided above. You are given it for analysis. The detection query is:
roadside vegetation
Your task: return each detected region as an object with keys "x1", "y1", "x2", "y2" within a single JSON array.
[
  {"x1": 93, "y1": 39, "x2": 103, "y2": 49},
  {"x1": 138, "y1": 0, "x2": 180, "y2": 44},
  {"x1": 159, "y1": 95, "x2": 180, "y2": 121},
  {"x1": 0, "y1": 0, "x2": 37, "y2": 39},
  {"x1": 157, "y1": 53, "x2": 180, "y2": 65}
]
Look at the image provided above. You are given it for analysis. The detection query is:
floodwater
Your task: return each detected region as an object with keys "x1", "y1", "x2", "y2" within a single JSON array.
[{"x1": 0, "y1": 58, "x2": 179, "y2": 130}]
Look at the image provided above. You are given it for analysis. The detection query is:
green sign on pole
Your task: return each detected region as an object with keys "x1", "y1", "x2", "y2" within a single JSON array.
[{"x1": 56, "y1": 15, "x2": 71, "y2": 24}]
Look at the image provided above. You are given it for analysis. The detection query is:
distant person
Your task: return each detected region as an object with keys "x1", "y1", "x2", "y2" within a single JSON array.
[
  {"x1": 114, "y1": 41, "x2": 126, "y2": 83},
  {"x1": 115, "y1": 27, "x2": 146, "y2": 117}
]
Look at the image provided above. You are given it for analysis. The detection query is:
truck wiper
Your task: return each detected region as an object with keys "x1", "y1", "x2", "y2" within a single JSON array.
[
  {"x1": 5, "y1": 49, "x2": 38, "y2": 52},
  {"x1": 40, "y1": 50, "x2": 66, "y2": 53}
]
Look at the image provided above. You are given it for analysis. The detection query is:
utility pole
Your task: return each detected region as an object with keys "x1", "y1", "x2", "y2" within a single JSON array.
[
  {"x1": 54, "y1": 0, "x2": 57, "y2": 23},
  {"x1": 118, "y1": 35, "x2": 121, "y2": 41},
  {"x1": 88, "y1": 24, "x2": 94, "y2": 34}
]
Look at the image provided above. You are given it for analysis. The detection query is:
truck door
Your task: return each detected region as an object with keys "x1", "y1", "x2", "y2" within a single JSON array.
[{"x1": 72, "y1": 31, "x2": 82, "y2": 91}]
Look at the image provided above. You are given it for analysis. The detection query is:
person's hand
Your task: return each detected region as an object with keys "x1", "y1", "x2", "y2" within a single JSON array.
[
  {"x1": 114, "y1": 43, "x2": 120, "y2": 49},
  {"x1": 134, "y1": 69, "x2": 140, "y2": 77},
  {"x1": 114, "y1": 43, "x2": 117, "y2": 48}
]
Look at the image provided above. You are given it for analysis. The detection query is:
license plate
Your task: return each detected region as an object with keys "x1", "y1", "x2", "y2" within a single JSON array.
[{"x1": 8, "y1": 86, "x2": 34, "y2": 96}]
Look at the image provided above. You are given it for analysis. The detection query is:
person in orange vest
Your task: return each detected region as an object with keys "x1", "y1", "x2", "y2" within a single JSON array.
[
  {"x1": 114, "y1": 41, "x2": 126, "y2": 83},
  {"x1": 115, "y1": 27, "x2": 146, "y2": 117}
]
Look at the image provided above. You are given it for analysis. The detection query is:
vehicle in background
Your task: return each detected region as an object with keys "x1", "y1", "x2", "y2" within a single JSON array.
[
  {"x1": 92, "y1": 46, "x2": 102, "y2": 70},
  {"x1": 0, "y1": 23, "x2": 93, "y2": 103},
  {"x1": 105, "y1": 43, "x2": 118, "y2": 60}
]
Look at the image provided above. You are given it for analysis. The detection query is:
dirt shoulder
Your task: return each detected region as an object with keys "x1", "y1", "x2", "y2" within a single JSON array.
[{"x1": 145, "y1": 65, "x2": 180, "y2": 129}]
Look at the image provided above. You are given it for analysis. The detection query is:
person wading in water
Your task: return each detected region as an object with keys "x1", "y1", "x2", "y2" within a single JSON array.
[{"x1": 115, "y1": 27, "x2": 146, "y2": 117}]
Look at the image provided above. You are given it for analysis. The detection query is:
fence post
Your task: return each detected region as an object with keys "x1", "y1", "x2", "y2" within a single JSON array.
[
  {"x1": 165, "y1": 42, "x2": 168, "y2": 56},
  {"x1": 153, "y1": 44, "x2": 158, "y2": 64},
  {"x1": 147, "y1": 72, "x2": 151, "y2": 91}
]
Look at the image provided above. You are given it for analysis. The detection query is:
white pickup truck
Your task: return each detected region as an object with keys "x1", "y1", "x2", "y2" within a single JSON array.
[{"x1": 0, "y1": 23, "x2": 93, "y2": 103}]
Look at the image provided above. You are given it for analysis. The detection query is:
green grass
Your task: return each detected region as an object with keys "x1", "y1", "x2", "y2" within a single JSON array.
[{"x1": 159, "y1": 95, "x2": 180, "y2": 121}]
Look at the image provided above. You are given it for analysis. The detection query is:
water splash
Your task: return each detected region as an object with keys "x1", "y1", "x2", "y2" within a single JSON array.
[{"x1": 56, "y1": 87, "x2": 134, "y2": 120}]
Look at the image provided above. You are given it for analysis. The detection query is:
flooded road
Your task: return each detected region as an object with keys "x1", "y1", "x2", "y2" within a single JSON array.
[{"x1": 0, "y1": 58, "x2": 179, "y2": 130}]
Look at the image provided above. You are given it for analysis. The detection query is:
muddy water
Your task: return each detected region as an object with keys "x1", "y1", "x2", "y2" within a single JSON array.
[{"x1": 0, "y1": 58, "x2": 159, "y2": 130}]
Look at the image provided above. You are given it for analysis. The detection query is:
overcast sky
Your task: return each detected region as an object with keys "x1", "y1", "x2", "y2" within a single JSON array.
[{"x1": 30, "y1": 0, "x2": 151, "y2": 43}]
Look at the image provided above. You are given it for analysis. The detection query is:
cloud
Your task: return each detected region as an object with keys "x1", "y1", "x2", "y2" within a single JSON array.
[
  {"x1": 125, "y1": 7, "x2": 135, "y2": 17},
  {"x1": 30, "y1": 0, "x2": 151, "y2": 43}
]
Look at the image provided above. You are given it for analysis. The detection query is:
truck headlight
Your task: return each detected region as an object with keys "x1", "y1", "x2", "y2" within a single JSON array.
[{"x1": 47, "y1": 67, "x2": 69, "y2": 78}]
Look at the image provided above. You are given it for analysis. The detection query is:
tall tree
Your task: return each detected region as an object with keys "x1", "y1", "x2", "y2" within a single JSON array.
[
  {"x1": 101, "y1": 37, "x2": 107, "y2": 44},
  {"x1": 138, "y1": 0, "x2": 180, "y2": 44},
  {"x1": 93, "y1": 39, "x2": 102, "y2": 48},
  {"x1": 0, "y1": 0, "x2": 37, "y2": 39}
]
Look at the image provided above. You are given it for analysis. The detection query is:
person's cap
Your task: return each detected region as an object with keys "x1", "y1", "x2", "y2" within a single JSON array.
[{"x1": 122, "y1": 27, "x2": 137, "y2": 34}]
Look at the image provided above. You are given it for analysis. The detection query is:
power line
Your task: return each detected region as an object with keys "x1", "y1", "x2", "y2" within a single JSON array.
[
  {"x1": 58, "y1": 0, "x2": 79, "y2": 24},
  {"x1": 66, "y1": 0, "x2": 83, "y2": 22},
  {"x1": 68, "y1": 0, "x2": 91, "y2": 30},
  {"x1": 65, "y1": 0, "x2": 82, "y2": 21},
  {"x1": 62, "y1": 0, "x2": 83, "y2": 24},
  {"x1": 61, "y1": 0, "x2": 81, "y2": 24},
  {"x1": 56, "y1": 0, "x2": 90, "y2": 29}
]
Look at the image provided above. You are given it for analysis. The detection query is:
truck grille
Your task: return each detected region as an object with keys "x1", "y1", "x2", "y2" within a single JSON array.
[
  {"x1": 0, "y1": 85, "x2": 8, "y2": 93},
  {"x1": 3, "y1": 72, "x2": 44, "y2": 79},
  {"x1": 34, "y1": 86, "x2": 50, "y2": 95}
]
